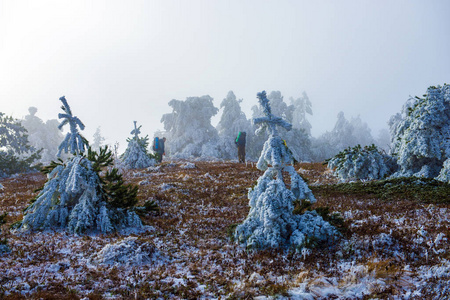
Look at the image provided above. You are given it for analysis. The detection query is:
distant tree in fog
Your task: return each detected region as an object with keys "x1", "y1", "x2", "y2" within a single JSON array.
[
  {"x1": 216, "y1": 91, "x2": 252, "y2": 160},
  {"x1": 22, "y1": 107, "x2": 64, "y2": 164},
  {"x1": 375, "y1": 128, "x2": 391, "y2": 152},
  {"x1": 0, "y1": 111, "x2": 39, "y2": 177},
  {"x1": 160, "y1": 95, "x2": 219, "y2": 159},
  {"x1": 312, "y1": 111, "x2": 374, "y2": 162},
  {"x1": 290, "y1": 92, "x2": 313, "y2": 136},
  {"x1": 92, "y1": 127, "x2": 105, "y2": 151}
]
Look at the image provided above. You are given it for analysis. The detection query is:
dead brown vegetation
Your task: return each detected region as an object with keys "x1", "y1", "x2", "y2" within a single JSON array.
[{"x1": 1, "y1": 161, "x2": 449, "y2": 299}]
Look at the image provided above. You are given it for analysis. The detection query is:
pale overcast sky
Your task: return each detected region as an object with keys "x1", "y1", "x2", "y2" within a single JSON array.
[{"x1": 1, "y1": 0, "x2": 449, "y2": 151}]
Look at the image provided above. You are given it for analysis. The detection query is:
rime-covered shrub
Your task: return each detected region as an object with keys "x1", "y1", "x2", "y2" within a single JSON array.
[
  {"x1": 234, "y1": 91, "x2": 339, "y2": 250},
  {"x1": 389, "y1": 84, "x2": 450, "y2": 178},
  {"x1": 121, "y1": 121, "x2": 155, "y2": 169},
  {"x1": 327, "y1": 144, "x2": 397, "y2": 182},
  {"x1": 18, "y1": 96, "x2": 142, "y2": 234},
  {"x1": 161, "y1": 95, "x2": 219, "y2": 159},
  {"x1": 92, "y1": 236, "x2": 160, "y2": 266}
]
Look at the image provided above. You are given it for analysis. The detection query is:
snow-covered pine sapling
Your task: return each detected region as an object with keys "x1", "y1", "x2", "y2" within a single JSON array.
[
  {"x1": 57, "y1": 96, "x2": 87, "y2": 156},
  {"x1": 18, "y1": 96, "x2": 143, "y2": 234},
  {"x1": 234, "y1": 91, "x2": 339, "y2": 250},
  {"x1": 121, "y1": 121, "x2": 155, "y2": 169},
  {"x1": 327, "y1": 144, "x2": 398, "y2": 182}
]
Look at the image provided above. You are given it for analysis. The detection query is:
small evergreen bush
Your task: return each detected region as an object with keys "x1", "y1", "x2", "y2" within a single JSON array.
[{"x1": 327, "y1": 144, "x2": 397, "y2": 182}]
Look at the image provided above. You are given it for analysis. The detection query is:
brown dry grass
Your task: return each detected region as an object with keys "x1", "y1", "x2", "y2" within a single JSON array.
[{"x1": 1, "y1": 161, "x2": 450, "y2": 299}]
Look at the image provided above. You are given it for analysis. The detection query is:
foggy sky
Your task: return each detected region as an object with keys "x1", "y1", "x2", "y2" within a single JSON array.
[{"x1": 1, "y1": 0, "x2": 449, "y2": 152}]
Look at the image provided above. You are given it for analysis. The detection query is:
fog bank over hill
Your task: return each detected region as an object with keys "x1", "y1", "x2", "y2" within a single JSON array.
[{"x1": 1, "y1": 0, "x2": 449, "y2": 151}]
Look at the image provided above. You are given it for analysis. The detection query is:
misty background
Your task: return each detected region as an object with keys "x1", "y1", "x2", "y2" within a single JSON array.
[{"x1": 1, "y1": 0, "x2": 449, "y2": 153}]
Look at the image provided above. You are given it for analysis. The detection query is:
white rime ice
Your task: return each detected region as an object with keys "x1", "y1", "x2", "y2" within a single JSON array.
[
  {"x1": 234, "y1": 91, "x2": 339, "y2": 250},
  {"x1": 327, "y1": 145, "x2": 396, "y2": 182},
  {"x1": 92, "y1": 236, "x2": 159, "y2": 266},
  {"x1": 20, "y1": 97, "x2": 142, "y2": 234},
  {"x1": 160, "y1": 95, "x2": 219, "y2": 158},
  {"x1": 389, "y1": 84, "x2": 450, "y2": 178},
  {"x1": 121, "y1": 121, "x2": 155, "y2": 169}
]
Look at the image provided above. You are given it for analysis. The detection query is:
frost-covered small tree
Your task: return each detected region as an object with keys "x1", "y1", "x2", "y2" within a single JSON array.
[
  {"x1": 160, "y1": 95, "x2": 219, "y2": 158},
  {"x1": 327, "y1": 144, "x2": 397, "y2": 182},
  {"x1": 234, "y1": 91, "x2": 338, "y2": 250},
  {"x1": 22, "y1": 107, "x2": 64, "y2": 164},
  {"x1": 216, "y1": 91, "x2": 252, "y2": 160},
  {"x1": 121, "y1": 121, "x2": 155, "y2": 168},
  {"x1": 249, "y1": 91, "x2": 313, "y2": 162},
  {"x1": 389, "y1": 84, "x2": 450, "y2": 178},
  {"x1": 18, "y1": 96, "x2": 143, "y2": 234}
]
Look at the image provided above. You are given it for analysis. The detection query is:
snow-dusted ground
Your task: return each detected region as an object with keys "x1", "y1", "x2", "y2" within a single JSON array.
[{"x1": 1, "y1": 162, "x2": 450, "y2": 299}]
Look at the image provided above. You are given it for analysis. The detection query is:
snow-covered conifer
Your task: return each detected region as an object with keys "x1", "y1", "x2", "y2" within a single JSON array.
[
  {"x1": 249, "y1": 91, "x2": 313, "y2": 162},
  {"x1": 234, "y1": 91, "x2": 338, "y2": 250},
  {"x1": 160, "y1": 95, "x2": 219, "y2": 158},
  {"x1": 327, "y1": 144, "x2": 397, "y2": 182},
  {"x1": 19, "y1": 97, "x2": 143, "y2": 234},
  {"x1": 121, "y1": 121, "x2": 155, "y2": 169},
  {"x1": 389, "y1": 84, "x2": 450, "y2": 178}
]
